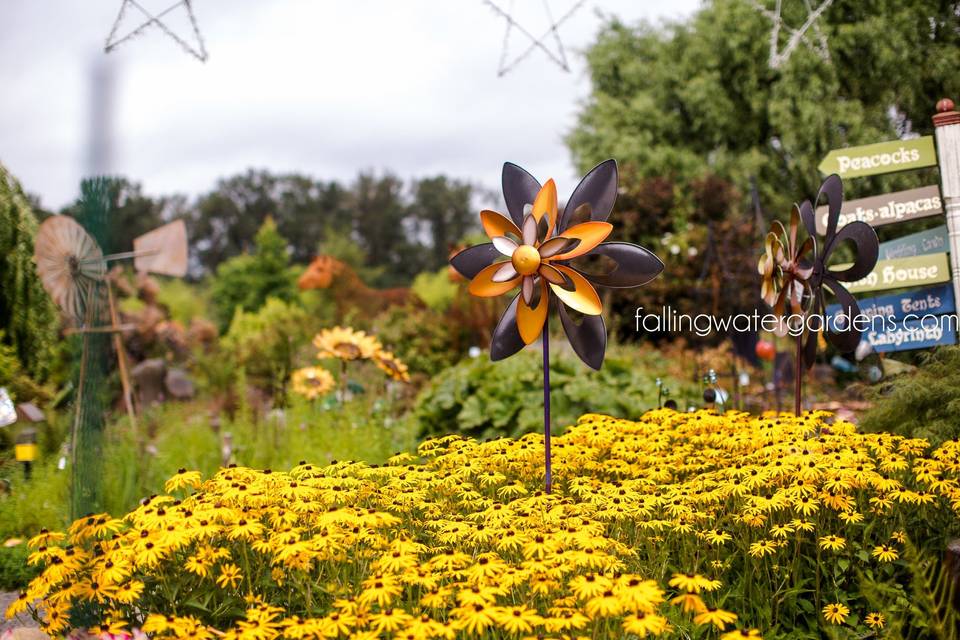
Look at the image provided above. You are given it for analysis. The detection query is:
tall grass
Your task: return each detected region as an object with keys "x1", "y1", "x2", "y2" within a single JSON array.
[{"x1": 0, "y1": 395, "x2": 417, "y2": 539}]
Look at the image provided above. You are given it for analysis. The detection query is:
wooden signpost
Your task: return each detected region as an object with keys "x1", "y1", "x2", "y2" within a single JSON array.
[
  {"x1": 863, "y1": 315, "x2": 957, "y2": 353},
  {"x1": 812, "y1": 99, "x2": 960, "y2": 356},
  {"x1": 814, "y1": 185, "x2": 942, "y2": 234},
  {"x1": 817, "y1": 136, "x2": 937, "y2": 179},
  {"x1": 828, "y1": 283, "x2": 955, "y2": 322},
  {"x1": 841, "y1": 253, "x2": 950, "y2": 294}
]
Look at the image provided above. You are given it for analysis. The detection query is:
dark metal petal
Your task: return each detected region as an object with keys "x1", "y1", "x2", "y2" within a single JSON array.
[
  {"x1": 826, "y1": 221, "x2": 879, "y2": 282},
  {"x1": 798, "y1": 201, "x2": 817, "y2": 241},
  {"x1": 817, "y1": 174, "x2": 843, "y2": 251},
  {"x1": 558, "y1": 159, "x2": 618, "y2": 233},
  {"x1": 575, "y1": 242, "x2": 665, "y2": 289},
  {"x1": 502, "y1": 162, "x2": 541, "y2": 228},
  {"x1": 823, "y1": 279, "x2": 863, "y2": 353},
  {"x1": 490, "y1": 293, "x2": 526, "y2": 361},
  {"x1": 558, "y1": 302, "x2": 606, "y2": 370},
  {"x1": 449, "y1": 243, "x2": 500, "y2": 279}
]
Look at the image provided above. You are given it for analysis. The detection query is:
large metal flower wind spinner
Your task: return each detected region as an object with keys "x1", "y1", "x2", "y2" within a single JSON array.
[
  {"x1": 450, "y1": 160, "x2": 663, "y2": 493},
  {"x1": 450, "y1": 160, "x2": 664, "y2": 369},
  {"x1": 759, "y1": 174, "x2": 878, "y2": 414}
]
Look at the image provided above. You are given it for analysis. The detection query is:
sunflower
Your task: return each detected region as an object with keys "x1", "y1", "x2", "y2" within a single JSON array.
[
  {"x1": 291, "y1": 366, "x2": 335, "y2": 400},
  {"x1": 818, "y1": 535, "x2": 846, "y2": 551},
  {"x1": 313, "y1": 327, "x2": 381, "y2": 361},
  {"x1": 373, "y1": 350, "x2": 410, "y2": 383},
  {"x1": 622, "y1": 612, "x2": 669, "y2": 637},
  {"x1": 693, "y1": 607, "x2": 738, "y2": 630},
  {"x1": 865, "y1": 611, "x2": 886, "y2": 628},
  {"x1": 872, "y1": 544, "x2": 900, "y2": 562},
  {"x1": 822, "y1": 602, "x2": 849, "y2": 624},
  {"x1": 668, "y1": 573, "x2": 722, "y2": 594}
]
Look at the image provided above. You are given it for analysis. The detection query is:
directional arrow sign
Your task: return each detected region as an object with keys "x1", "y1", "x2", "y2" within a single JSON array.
[
  {"x1": 878, "y1": 225, "x2": 948, "y2": 260},
  {"x1": 818, "y1": 136, "x2": 937, "y2": 178},
  {"x1": 840, "y1": 253, "x2": 950, "y2": 294},
  {"x1": 827, "y1": 283, "x2": 955, "y2": 323},
  {"x1": 815, "y1": 185, "x2": 942, "y2": 234},
  {"x1": 863, "y1": 314, "x2": 957, "y2": 353}
]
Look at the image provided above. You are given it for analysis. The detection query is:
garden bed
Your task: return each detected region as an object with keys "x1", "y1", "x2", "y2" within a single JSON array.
[{"x1": 11, "y1": 409, "x2": 960, "y2": 637}]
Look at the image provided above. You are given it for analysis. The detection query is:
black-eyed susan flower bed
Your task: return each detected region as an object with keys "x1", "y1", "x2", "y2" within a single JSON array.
[{"x1": 11, "y1": 410, "x2": 960, "y2": 638}]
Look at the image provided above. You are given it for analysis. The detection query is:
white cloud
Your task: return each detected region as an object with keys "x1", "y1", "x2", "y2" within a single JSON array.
[{"x1": 0, "y1": 0, "x2": 700, "y2": 209}]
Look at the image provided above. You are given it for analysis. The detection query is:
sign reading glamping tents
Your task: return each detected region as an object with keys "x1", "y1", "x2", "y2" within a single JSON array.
[
  {"x1": 819, "y1": 134, "x2": 956, "y2": 353},
  {"x1": 826, "y1": 284, "x2": 958, "y2": 353}
]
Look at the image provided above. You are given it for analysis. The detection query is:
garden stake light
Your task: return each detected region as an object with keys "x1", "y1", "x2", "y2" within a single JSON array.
[
  {"x1": 759, "y1": 174, "x2": 878, "y2": 415},
  {"x1": 450, "y1": 160, "x2": 663, "y2": 492}
]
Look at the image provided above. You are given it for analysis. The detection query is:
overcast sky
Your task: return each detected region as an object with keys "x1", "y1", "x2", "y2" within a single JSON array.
[{"x1": 1, "y1": 0, "x2": 700, "y2": 210}]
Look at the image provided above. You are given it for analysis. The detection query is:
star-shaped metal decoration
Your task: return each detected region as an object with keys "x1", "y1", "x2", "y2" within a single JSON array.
[
  {"x1": 482, "y1": 0, "x2": 585, "y2": 77},
  {"x1": 748, "y1": 0, "x2": 834, "y2": 69},
  {"x1": 105, "y1": 0, "x2": 209, "y2": 62},
  {"x1": 451, "y1": 160, "x2": 664, "y2": 492},
  {"x1": 759, "y1": 174, "x2": 878, "y2": 415}
]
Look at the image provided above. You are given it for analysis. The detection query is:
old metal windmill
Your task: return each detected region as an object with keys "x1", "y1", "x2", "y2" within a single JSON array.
[{"x1": 33, "y1": 181, "x2": 188, "y2": 515}]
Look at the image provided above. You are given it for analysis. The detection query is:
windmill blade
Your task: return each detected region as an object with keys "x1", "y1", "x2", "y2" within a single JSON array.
[
  {"x1": 133, "y1": 219, "x2": 188, "y2": 277},
  {"x1": 34, "y1": 215, "x2": 107, "y2": 323}
]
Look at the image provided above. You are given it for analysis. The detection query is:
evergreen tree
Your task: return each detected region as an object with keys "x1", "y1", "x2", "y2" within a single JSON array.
[{"x1": 209, "y1": 217, "x2": 298, "y2": 331}]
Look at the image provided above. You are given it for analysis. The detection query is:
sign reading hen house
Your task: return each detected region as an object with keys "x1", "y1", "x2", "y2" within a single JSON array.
[{"x1": 817, "y1": 136, "x2": 938, "y2": 179}]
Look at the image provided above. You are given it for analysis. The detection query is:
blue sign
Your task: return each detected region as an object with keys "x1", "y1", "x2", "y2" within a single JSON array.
[
  {"x1": 878, "y1": 225, "x2": 948, "y2": 260},
  {"x1": 827, "y1": 284, "x2": 955, "y2": 323},
  {"x1": 864, "y1": 315, "x2": 958, "y2": 353}
]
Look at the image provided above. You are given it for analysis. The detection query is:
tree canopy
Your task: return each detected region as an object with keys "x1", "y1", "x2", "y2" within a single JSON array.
[{"x1": 568, "y1": 0, "x2": 960, "y2": 222}]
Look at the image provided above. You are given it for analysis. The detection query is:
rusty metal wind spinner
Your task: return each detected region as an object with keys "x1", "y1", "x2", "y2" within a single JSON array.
[
  {"x1": 758, "y1": 174, "x2": 878, "y2": 415},
  {"x1": 450, "y1": 160, "x2": 663, "y2": 492}
]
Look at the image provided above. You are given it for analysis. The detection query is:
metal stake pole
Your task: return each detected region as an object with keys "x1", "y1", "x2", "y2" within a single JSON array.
[{"x1": 933, "y1": 99, "x2": 960, "y2": 314}]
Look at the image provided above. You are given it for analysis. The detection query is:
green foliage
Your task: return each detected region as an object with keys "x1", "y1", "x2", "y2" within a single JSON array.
[
  {"x1": 413, "y1": 345, "x2": 683, "y2": 439},
  {"x1": 210, "y1": 218, "x2": 299, "y2": 331},
  {"x1": 0, "y1": 544, "x2": 41, "y2": 591},
  {"x1": 0, "y1": 395, "x2": 418, "y2": 539},
  {"x1": 861, "y1": 347, "x2": 960, "y2": 445},
  {"x1": 375, "y1": 304, "x2": 471, "y2": 377},
  {"x1": 409, "y1": 175, "x2": 476, "y2": 270},
  {"x1": 410, "y1": 267, "x2": 458, "y2": 312},
  {"x1": 221, "y1": 298, "x2": 309, "y2": 397},
  {"x1": 0, "y1": 164, "x2": 62, "y2": 384},
  {"x1": 0, "y1": 460, "x2": 70, "y2": 540},
  {"x1": 156, "y1": 278, "x2": 210, "y2": 326},
  {"x1": 569, "y1": 0, "x2": 960, "y2": 220}
]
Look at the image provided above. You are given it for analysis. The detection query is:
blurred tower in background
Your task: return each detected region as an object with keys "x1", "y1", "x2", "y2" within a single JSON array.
[{"x1": 86, "y1": 55, "x2": 116, "y2": 176}]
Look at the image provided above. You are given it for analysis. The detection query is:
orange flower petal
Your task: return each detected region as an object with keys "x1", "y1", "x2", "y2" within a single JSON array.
[
  {"x1": 468, "y1": 262, "x2": 522, "y2": 297},
  {"x1": 549, "y1": 265, "x2": 602, "y2": 315},
  {"x1": 480, "y1": 210, "x2": 522, "y2": 241},
  {"x1": 551, "y1": 222, "x2": 612, "y2": 260},
  {"x1": 517, "y1": 279, "x2": 549, "y2": 344},
  {"x1": 531, "y1": 179, "x2": 558, "y2": 239}
]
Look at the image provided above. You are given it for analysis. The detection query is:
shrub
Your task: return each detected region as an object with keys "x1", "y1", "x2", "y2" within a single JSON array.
[
  {"x1": 0, "y1": 544, "x2": 40, "y2": 591},
  {"x1": 374, "y1": 304, "x2": 471, "y2": 378},
  {"x1": 412, "y1": 345, "x2": 676, "y2": 439},
  {"x1": 210, "y1": 218, "x2": 299, "y2": 331},
  {"x1": 14, "y1": 411, "x2": 960, "y2": 637},
  {"x1": 0, "y1": 164, "x2": 62, "y2": 383},
  {"x1": 860, "y1": 346, "x2": 960, "y2": 445},
  {"x1": 221, "y1": 298, "x2": 310, "y2": 398}
]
